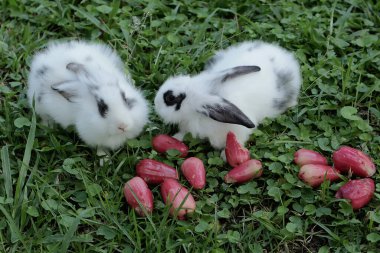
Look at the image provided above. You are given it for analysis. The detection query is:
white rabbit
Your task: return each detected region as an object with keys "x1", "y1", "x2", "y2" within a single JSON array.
[
  {"x1": 27, "y1": 40, "x2": 149, "y2": 153},
  {"x1": 154, "y1": 40, "x2": 302, "y2": 150}
]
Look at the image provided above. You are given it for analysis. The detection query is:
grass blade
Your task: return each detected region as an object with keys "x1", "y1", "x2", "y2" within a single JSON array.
[
  {"x1": 69, "y1": 5, "x2": 114, "y2": 36},
  {"x1": 60, "y1": 217, "x2": 80, "y2": 253},
  {"x1": 311, "y1": 218, "x2": 341, "y2": 242},
  {"x1": 0, "y1": 205, "x2": 29, "y2": 252},
  {"x1": 1, "y1": 145, "x2": 12, "y2": 198},
  {"x1": 14, "y1": 110, "x2": 36, "y2": 208}
]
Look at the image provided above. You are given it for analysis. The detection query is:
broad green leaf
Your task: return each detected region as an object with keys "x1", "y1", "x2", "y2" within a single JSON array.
[
  {"x1": 26, "y1": 206, "x2": 39, "y2": 217},
  {"x1": 318, "y1": 246, "x2": 330, "y2": 253},
  {"x1": 87, "y1": 183, "x2": 102, "y2": 197},
  {"x1": 340, "y1": 106, "x2": 362, "y2": 121},
  {"x1": 367, "y1": 233, "x2": 380, "y2": 243},
  {"x1": 96, "y1": 225, "x2": 117, "y2": 240},
  {"x1": 277, "y1": 206, "x2": 289, "y2": 215},
  {"x1": 195, "y1": 219, "x2": 209, "y2": 233},
  {"x1": 41, "y1": 199, "x2": 59, "y2": 211},
  {"x1": 96, "y1": 5, "x2": 113, "y2": 14},
  {"x1": 217, "y1": 208, "x2": 231, "y2": 218},
  {"x1": 14, "y1": 117, "x2": 31, "y2": 128},
  {"x1": 267, "y1": 186, "x2": 282, "y2": 202}
]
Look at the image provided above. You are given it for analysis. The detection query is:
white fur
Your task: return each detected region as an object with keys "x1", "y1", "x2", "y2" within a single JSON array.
[
  {"x1": 154, "y1": 40, "x2": 302, "y2": 149},
  {"x1": 28, "y1": 40, "x2": 149, "y2": 150}
]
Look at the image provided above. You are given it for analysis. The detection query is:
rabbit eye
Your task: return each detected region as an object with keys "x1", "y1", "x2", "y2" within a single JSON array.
[
  {"x1": 163, "y1": 90, "x2": 186, "y2": 110},
  {"x1": 163, "y1": 91, "x2": 176, "y2": 105},
  {"x1": 97, "y1": 98, "x2": 108, "y2": 118}
]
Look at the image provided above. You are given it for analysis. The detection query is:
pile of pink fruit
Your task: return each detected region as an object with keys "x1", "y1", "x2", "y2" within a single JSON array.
[
  {"x1": 123, "y1": 132, "x2": 377, "y2": 219},
  {"x1": 295, "y1": 146, "x2": 376, "y2": 210}
]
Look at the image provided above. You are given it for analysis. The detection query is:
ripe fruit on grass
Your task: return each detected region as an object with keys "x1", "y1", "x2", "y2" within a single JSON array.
[
  {"x1": 160, "y1": 179, "x2": 196, "y2": 219},
  {"x1": 124, "y1": 177, "x2": 154, "y2": 216},
  {"x1": 332, "y1": 146, "x2": 376, "y2": 177},
  {"x1": 294, "y1": 148, "x2": 328, "y2": 166},
  {"x1": 225, "y1": 131, "x2": 250, "y2": 167},
  {"x1": 335, "y1": 178, "x2": 375, "y2": 210},
  {"x1": 181, "y1": 157, "x2": 206, "y2": 189},
  {"x1": 224, "y1": 159, "x2": 263, "y2": 184},
  {"x1": 298, "y1": 164, "x2": 341, "y2": 188},
  {"x1": 152, "y1": 134, "x2": 189, "y2": 157},
  {"x1": 136, "y1": 159, "x2": 178, "y2": 184}
]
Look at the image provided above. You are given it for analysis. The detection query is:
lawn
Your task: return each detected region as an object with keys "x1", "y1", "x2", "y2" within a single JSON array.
[{"x1": 1, "y1": 0, "x2": 379, "y2": 252}]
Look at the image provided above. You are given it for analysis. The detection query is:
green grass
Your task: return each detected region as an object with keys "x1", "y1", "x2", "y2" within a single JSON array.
[{"x1": 1, "y1": 0, "x2": 379, "y2": 252}]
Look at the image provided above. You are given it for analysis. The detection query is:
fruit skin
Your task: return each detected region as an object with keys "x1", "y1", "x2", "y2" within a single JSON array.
[
  {"x1": 152, "y1": 134, "x2": 189, "y2": 157},
  {"x1": 225, "y1": 131, "x2": 250, "y2": 167},
  {"x1": 224, "y1": 159, "x2": 263, "y2": 184},
  {"x1": 181, "y1": 157, "x2": 206, "y2": 190},
  {"x1": 123, "y1": 177, "x2": 154, "y2": 216},
  {"x1": 298, "y1": 164, "x2": 341, "y2": 187},
  {"x1": 332, "y1": 146, "x2": 376, "y2": 177},
  {"x1": 294, "y1": 148, "x2": 328, "y2": 166},
  {"x1": 136, "y1": 159, "x2": 179, "y2": 184},
  {"x1": 160, "y1": 179, "x2": 196, "y2": 219},
  {"x1": 335, "y1": 178, "x2": 375, "y2": 210}
]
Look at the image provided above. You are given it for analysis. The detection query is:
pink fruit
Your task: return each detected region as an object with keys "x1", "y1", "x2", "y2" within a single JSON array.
[
  {"x1": 181, "y1": 157, "x2": 206, "y2": 190},
  {"x1": 225, "y1": 131, "x2": 250, "y2": 167},
  {"x1": 332, "y1": 146, "x2": 376, "y2": 177},
  {"x1": 160, "y1": 179, "x2": 196, "y2": 219},
  {"x1": 298, "y1": 164, "x2": 341, "y2": 187},
  {"x1": 294, "y1": 148, "x2": 328, "y2": 166},
  {"x1": 335, "y1": 178, "x2": 375, "y2": 210},
  {"x1": 136, "y1": 159, "x2": 179, "y2": 184},
  {"x1": 123, "y1": 177, "x2": 154, "y2": 216},
  {"x1": 152, "y1": 134, "x2": 189, "y2": 157},
  {"x1": 224, "y1": 159, "x2": 263, "y2": 184}
]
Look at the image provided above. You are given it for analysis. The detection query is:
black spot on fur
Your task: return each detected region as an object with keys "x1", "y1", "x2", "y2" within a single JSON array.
[
  {"x1": 221, "y1": 66, "x2": 261, "y2": 83},
  {"x1": 37, "y1": 66, "x2": 48, "y2": 76},
  {"x1": 275, "y1": 70, "x2": 294, "y2": 90},
  {"x1": 273, "y1": 97, "x2": 293, "y2": 110},
  {"x1": 37, "y1": 93, "x2": 43, "y2": 102},
  {"x1": 96, "y1": 98, "x2": 108, "y2": 118},
  {"x1": 273, "y1": 70, "x2": 296, "y2": 110},
  {"x1": 121, "y1": 91, "x2": 137, "y2": 109},
  {"x1": 163, "y1": 90, "x2": 186, "y2": 110}
]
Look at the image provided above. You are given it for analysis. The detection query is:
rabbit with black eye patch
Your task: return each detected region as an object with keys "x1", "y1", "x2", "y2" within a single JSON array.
[
  {"x1": 27, "y1": 40, "x2": 149, "y2": 154},
  {"x1": 154, "y1": 40, "x2": 302, "y2": 152}
]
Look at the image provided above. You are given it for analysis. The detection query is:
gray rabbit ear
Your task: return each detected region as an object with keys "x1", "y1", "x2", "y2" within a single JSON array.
[
  {"x1": 216, "y1": 65, "x2": 261, "y2": 83},
  {"x1": 66, "y1": 62, "x2": 99, "y2": 92},
  {"x1": 51, "y1": 81, "x2": 78, "y2": 102},
  {"x1": 198, "y1": 98, "x2": 255, "y2": 128},
  {"x1": 66, "y1": 62, "x2": 92, "y2": 80},
  {"x1": 66, "y1": 62, "x2": 85, "y2": 73}
]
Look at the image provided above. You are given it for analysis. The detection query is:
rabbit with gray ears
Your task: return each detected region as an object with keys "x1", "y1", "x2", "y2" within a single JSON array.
[
  {"x1": 28, "y1": 40, "x2": 149, "y2": 153},
  {"x1": 154, "y1": 40, "x2": 302, "y2": 150}
]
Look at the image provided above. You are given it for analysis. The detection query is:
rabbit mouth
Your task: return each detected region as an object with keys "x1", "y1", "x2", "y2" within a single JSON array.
[{"x1": 111, "y1": 131, "x2": 128, "y2": 137}]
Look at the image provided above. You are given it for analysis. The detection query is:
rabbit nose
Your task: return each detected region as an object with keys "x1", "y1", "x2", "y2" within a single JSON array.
[{"x1": 118, "y1": 123, "x2": 127, "y2": 132}]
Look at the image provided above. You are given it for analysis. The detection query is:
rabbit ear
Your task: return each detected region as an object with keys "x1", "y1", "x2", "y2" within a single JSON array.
[
  {"x1": 197, "y1": 96, "x2": 255, "y2": 128},
  {"x1": 51, "y1": 81, "x2": 79, "y2": 102},
  {"x1": 66, "y1": 62, "x2": 100, "y2": 92},
  {"x1": 215, "y1": 65, "x2": 261, "y2": 83},
  {"x1": 66, "y1": 62, "x2": 88, "y2": 75},
  {"x1": 66, "y1": 62, "x2": 94, "y2": 82}
]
